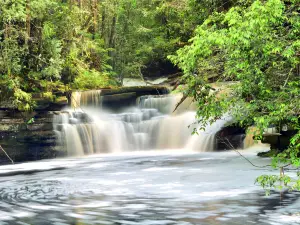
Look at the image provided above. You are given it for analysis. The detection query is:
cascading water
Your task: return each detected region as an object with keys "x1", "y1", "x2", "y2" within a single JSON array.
[
  {"x1": 53, "y1": 91, "x2": 232, "y2": 156},
  {"x1": 71, "y1": 90, "x2": 102, "y2": 108}
]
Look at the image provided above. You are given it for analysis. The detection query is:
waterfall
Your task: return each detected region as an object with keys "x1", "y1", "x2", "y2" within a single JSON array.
[
  {"x1": 54, "y1": 91, "x2": 232, "y2": 156},
  {"x1": 71, "y1": 90, "x2": 102, "y2": 108},
  {"x1": 138, "y1": 95, "x2": 182, "y2": 114}
]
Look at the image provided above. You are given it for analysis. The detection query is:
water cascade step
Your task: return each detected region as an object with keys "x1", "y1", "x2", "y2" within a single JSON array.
[{"x1": 54, "y1": 90, "x2": 232, "y2": 156}]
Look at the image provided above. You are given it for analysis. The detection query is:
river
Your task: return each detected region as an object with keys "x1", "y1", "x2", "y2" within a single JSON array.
[{"x1": 0, "y1": 148, "x2": 300, "y2": 224}]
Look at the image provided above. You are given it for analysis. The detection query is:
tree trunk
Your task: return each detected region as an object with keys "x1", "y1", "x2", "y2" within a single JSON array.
[
  {"x1": 4, "y1": 23, "x2": 11, "y2": 76},
  {"x1": 90, "y1": 0, "x2": 98, "y2": 36},
  {"x1": 109, "y1": 16, "x2": 116, "y2": 48},
  {"x1": 101, "y1": 6, "x2": 106, "y2": 38},
  {"x1": 25, "y1": 0, "x2": 31, "y2": 45}
]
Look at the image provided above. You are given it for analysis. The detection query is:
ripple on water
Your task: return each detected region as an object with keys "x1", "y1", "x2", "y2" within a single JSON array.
[{"x1": 0, "y1": 153, "x2": 299, "y2": 225}]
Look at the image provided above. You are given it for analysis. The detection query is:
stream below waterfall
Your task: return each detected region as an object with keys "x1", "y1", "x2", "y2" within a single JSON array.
[
  {"x1": 1, "y1": 91, "x2": 300, "y2": 224},
  {"x1": 0, "y1": 149, "x2": 300, "y2": 225}
]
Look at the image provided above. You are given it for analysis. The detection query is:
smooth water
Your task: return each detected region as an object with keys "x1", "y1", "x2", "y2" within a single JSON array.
[
  {"x1": 54, "y1": 93, "x2": 231, "y2": 156},
  {"x1": 0, "y1": 148, "x2": 299, "y2": 225}
]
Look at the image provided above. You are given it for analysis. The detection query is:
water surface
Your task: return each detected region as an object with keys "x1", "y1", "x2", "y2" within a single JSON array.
[{"x1": 0, "y1": 149, "x2": 299, "y2": 225}]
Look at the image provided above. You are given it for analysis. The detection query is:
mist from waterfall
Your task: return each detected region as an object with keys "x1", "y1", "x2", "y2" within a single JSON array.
[{"x1": 53, "y1": 91, "x2": 231, "y2": 156}]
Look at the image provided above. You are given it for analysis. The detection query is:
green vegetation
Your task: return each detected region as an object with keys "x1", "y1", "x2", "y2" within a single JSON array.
[
  {"x1": 169, "y1": 0, "x2": 300, "y2": 192},
  {"x1": 0, "y1": 0, "x2": 115, "y2": 110},
  {"x1": 0, "y1": 0, "x2": 216, "y2": 110}
]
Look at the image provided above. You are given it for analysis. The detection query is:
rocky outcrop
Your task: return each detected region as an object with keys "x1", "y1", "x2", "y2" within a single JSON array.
[
  {"x1": 100, "y1": 86, "x2": 169, "y2": 96},
  {"x1": 101, "y1": 86, "x2": 169, "y2": 110},
  {"x1": 0, "y1": 98, "x2": 68, "y2": 164},
  {"x1": 216, "y1": 126, "x2": 246, "y2": 150},
  {"x1": 0, "y1": 86, "x2": 169, "y2": 163},
  {"x1": 70, "y1": 86, "x2": 169, "y2": 110},
  {"x1": 261, "y1": 130, "x2": 297, "y2": 151}
]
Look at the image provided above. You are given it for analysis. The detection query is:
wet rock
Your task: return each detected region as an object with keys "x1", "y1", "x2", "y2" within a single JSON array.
[
  {"x1": 72, "y1": 112, "x2": 92, "y2": 123},
  {"x1": 100, "y1": 86, "x2": 169, "y2": 110},
  {"x1": 102, "y1": 92, "x2": 136, "y2": 103},
  {"x1": 69, "y1": 118, "x2": 79, "y2": 124},
  {"x1": 0, "y1": 94, "x2": 69, "y2": 164},
  {"x1": 262, "y1": 130, "x2": 297, "y2": 151},
  {"x1": 216, "y1": 126, "x2": 246, "y2": 150},
  {"x1": 98, "y1": 85, "x2": 169, "y2": 96},
  {"x1": 0, "y1": 109, "x2": 64, "y2": 164}
]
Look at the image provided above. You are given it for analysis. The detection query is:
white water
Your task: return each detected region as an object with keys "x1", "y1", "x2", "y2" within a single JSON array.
[
  {"x1": 71, "y1": 90, "x2": 102, "y2": 108},
  {"x1": 54, "y1": 91, "x2": 232, "y2": 156},
  {"x1": 123, "y1": 77, "x2": 169, "y2": 87},
  {"x1": 1, "y1": 147, "x2": 299, "y2": 225}
]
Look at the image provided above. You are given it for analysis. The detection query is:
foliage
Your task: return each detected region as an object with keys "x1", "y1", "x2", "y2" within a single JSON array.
[
  {"x1": 0, "y1": 0, "x2": 234, "y2": 110},
  {"x1": 0, "y1": 0, "x2": 114, "y2": 110},
  {"x1": 170, "y1": 0, "x2": 300, "y2": 192},
  {"x1": 72, "y1": 69, "x2": 117, "y2": 90},
  {"x1": 110, "y1": 0, "x2": 231, "y2": 80}
]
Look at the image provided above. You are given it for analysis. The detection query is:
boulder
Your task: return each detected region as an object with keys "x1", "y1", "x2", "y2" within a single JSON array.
[
  {"x1": 100, "y1": 86, "x2": 169, "y2": 110},
  {"x1": 262, "y1": 130, "x2": 297, "y2": 151},
  {"x1": 216, "y1": 126, "x2": 246, "y2": 150}
]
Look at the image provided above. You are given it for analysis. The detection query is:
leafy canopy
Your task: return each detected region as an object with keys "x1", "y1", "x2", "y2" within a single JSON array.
[
  {"x1": 0, "y1": 0, "x2": 115, "y2": 110},
  {"x1": 169, "y1": 0, "x2": 300, "y2": 192}
]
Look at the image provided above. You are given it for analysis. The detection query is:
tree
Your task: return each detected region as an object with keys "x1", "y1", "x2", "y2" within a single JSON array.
[
  {"x1": 0, "y1": 0, "x2": 115, "y2": 110},
  {"x1": 169, "y1": 0, "x2": 300, "y2": 192}
]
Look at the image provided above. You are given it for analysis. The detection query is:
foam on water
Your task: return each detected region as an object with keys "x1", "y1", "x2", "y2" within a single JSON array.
[
  {"x1": 54, "y1": 92, "x2": 232, "y2": 156},
  {"x1": 0, "y1": 148, "x2": 298, "y2": 225}
]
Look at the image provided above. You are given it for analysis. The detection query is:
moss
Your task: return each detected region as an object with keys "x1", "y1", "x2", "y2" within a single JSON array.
[
  {"x1": 100, "y1": 85, "x2": 170, "y2": 96},
  {"x1": 257, "y1": 148, "x2": 280, "y2": 158},
  {"x1": 55, "y1": 96, "x2": 68, "y2": 104}
]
